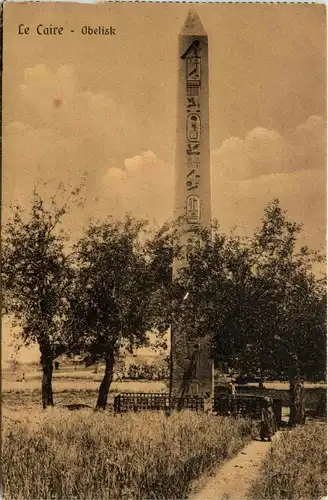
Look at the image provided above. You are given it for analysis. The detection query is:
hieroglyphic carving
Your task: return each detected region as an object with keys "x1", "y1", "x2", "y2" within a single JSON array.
[
  {"x1": 185, "y1": 42, "x2": 201, "y2": 209},
  {"x1": 190, "y1": 381, "x2": 200, "y2": 396},
  {"x1": 187, "y1": 83, "x2": 200, "y2": 98},
  {"x1": 186, "y1": 195, "x2": 200, "y2": 223},
  {"x1": 186, "y1": 180, "x2": 199, "y2": 191},
  {"x1": 186, "y1": 237, "x2": 194, "y2": 261},
  {"x1": 187, "y1": 114, "x2": 201, "y2": 141},
  {"x1": 187, "y1": 155, "x2": 200, "y2": 170},
  {"x1": 184, "y1": 41, "x2": 201, "y2": 80},
  {"x1": 186, "y1": 169, "x2": 200, "y2": 191},
  {"x1": 187, "y1": 97, "x2": 200, "y2": 113},
  {"x1": 186, "y1": 56, "x2": 201, "y2": 81},
  {"x1": 186, "y1": 42, "x2": 201, "y2": 99},
  {"x1": 186, "y1": 142, "x2": 200, "y2": 155}
]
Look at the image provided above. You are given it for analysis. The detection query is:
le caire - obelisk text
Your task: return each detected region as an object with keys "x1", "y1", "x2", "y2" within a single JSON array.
[{"x1": 17, "y1": 24, "x2": 116, "y2": 36}]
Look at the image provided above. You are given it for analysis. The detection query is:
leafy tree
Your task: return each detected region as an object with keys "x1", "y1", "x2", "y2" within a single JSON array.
[
  {"x1": 2, "y1": 187, "x2": 79, "y2": 408},
  {"x1": 143, "y1": 220, "x2": 183, "y2": 338},
  {"x1": 178, "y1": 201, "x2": 326, "y2": 424},
  {"x1": 173, "y1": 224, "x2": 251, "y2": 367},
  {"x1": 248, "y1": 200, "x2": 326, "y2": 423},
  {"x1": 168, "y1": 224, "x2": 247, "y2": 398},
  {"x1": 67, "y1": 216, "x2": 171, "y2": 409}
]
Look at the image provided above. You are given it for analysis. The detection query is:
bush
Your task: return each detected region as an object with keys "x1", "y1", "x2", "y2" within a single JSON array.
[
  {"x1": 248, "y1": 423, "x2": 327, "y2": 500},
  {"x1": 3, "y1": 410, "x2": 256, "y2": 499},
  {"x1": 127, "y1": 362, "x2": 169, "y2": 381}
]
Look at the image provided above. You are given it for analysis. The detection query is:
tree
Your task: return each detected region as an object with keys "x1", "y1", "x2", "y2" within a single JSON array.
[
  {"x1": 173, "y1": 224, "x2": 252, "y2": 370},
  {"x1": 249, "y1": 200, "x2": 326, "y2": 424},
  {"x1": 2, "y1": 187, "x2": 79, "y2": 408},
  {"x1": 167, "y1": 223, "x2": 251, "y2": 398},
  {"x1": 67, "y1": 216, "x2": 170, "y2": 410},
  {"x1": 178, "y1": 201, "x2": 326, "y2": 425}
]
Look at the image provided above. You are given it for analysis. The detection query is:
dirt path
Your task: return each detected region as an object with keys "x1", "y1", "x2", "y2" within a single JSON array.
[{"x1": 190, "y1": 433, "x2": 281, "y2": 500}]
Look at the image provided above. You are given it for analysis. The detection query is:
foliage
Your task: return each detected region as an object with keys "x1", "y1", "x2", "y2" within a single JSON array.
[
  {"x1": 176, "y1": 200, "x2": 326, "y2": 384},
  {"x1": 2, "y1": 410, "x2": 256, "y2": 500},
  {"x1": 248, "y1": 423, "x2": 327, "y2": 500},
  {"x1": 1, "y1": 189, "x2": 75, "y2": 357},
  {"x1": 247, "y1": 199, "x2": 326, "y2": 381},
  {"x1": 1, "y1": 187, "x2": 82, "y2": 406},
  {"x1": 68, "y1": 216, "x2": 175, "y2": 360},
  {"x1": 66, "y1": 216, "x2": 176, "y2": 407},
  {"x1": 143, "y1": 219, "x2": 184, "y2": 337},
  {"x1": 127, "y1": 360, "x2": 170, "y2": 380}
]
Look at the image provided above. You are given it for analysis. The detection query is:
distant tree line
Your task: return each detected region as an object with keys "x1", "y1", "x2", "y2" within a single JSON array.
[
  {"x1": 2, "y1": 185, "x2": 326, "y2": 424},
  {"x1": 126, "y1": 360, "x2": 170, "y2": 381}
]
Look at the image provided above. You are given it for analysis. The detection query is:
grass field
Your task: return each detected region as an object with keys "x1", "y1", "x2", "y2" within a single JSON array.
[
  {"x1": 248, "y1": 423, "x2": 327, "y2": 500},
  {"x1": 2, "y1": 409, "x2": 257, "y2": 500},
  {"x1": 2, "y1": 364, "x2": 327, "y2": 499}
]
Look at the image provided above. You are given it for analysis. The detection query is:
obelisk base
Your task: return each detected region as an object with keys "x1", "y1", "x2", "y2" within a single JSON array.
[{"x1": 170, "y1": 328, "x2": 214, "y2": 398}]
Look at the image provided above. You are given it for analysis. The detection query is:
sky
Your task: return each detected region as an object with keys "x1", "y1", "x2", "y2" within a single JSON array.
[{"x1": 2, "y1": 3, "x2": 326, "y2": 361}]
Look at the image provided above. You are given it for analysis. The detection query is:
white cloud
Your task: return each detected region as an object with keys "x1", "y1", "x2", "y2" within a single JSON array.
[
  {"x1": 4, "y1": 63, "x2": 324, "y2": 249},
  {"x1": 214, "y1": 168, "x2": 325, "y2": 251},
  {"x1": 100, "y1": 117, "x2": 325, "y2": 252},
  {"x1": 5, "y1": 64, "x2": 141, "y2": 166},
  {"x1": 212, "y1": 115, "x2": 325, "y2": 181},
  {"x1": 101, "y1": 150, "x2": 174, "y2": 226}
]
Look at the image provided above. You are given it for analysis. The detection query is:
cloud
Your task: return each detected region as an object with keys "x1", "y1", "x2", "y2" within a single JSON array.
[
  {"x1": 5, "y1": 64, "x2": 141, "y2": 166},
  {"x1": 100, "y1": 117, "x2": 325, "y2": 252},
  {"x1": 101, "y1": 150, "x2": 174, "y2": 226},
  {"x1": 208, "y1": 116, "x2": 325, "y2": 250},
  {"x1": 3, "y1": 64, "x2": 142, "y2": 230},
  {"x1": 212, "y1": 115, "x2": 325, "y2": 181},
  {"x1": 214, "y1": 168, "x2": 325, "y2": 250},
  {"x1": 3, "y1": 63, "x2": 325, "y2": 247}
]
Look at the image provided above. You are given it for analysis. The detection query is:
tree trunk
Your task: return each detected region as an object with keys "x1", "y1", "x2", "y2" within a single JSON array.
[
  {"x1": 96, "y1": 351, "x2": 115, "y2": 410},
  {"x1": 41, "y1": 355, "x2": 54, "y2": 409},
  {"x1": 289, "y1": 376, "x2": 305, "y2": 426}
]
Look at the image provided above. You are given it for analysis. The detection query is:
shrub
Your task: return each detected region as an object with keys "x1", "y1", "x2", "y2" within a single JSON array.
[
  {"x1": 3, "y1": 410, "x2": 256, "y2": 499},
  {"x1": 248, "y1": 423, "x2": 327, "y2": 500}
]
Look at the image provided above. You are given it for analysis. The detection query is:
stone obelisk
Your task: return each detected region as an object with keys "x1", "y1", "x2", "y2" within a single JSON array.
[{"x1": 170, "y1": 9, "x2": 213, "y2": 399}]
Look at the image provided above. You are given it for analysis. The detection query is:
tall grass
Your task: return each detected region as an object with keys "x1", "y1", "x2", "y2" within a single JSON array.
[
  {"x1": 248, "y1": 423, "x2": 327, "y2": 500},
  {"x1": 3, "y1": 409, "x2": 256, "y2": 500}
]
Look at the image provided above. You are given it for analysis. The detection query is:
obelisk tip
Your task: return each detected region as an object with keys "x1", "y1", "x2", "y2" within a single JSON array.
[{"x1": 180, "y1": 8, "x2": 207, "y2": 36}]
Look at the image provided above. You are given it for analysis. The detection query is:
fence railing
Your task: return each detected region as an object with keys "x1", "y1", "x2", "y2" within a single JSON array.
[
  {"x1": 114, "y1": 392, "x2": 204, "y2": 413},
  {"x1": 213, "y1": 394, "x2": 263, "y2": 418},
  {"x1": 113, "y1": 392, "x2": 282, "y2": 423},
  {"x1": 213, "y1": 394, "x2": 282, "y2": 424}
]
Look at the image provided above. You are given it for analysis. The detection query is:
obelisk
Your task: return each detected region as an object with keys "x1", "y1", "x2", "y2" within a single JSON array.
[{"x1": 170, "y1": 9, "x2": 213, "y2": 399}]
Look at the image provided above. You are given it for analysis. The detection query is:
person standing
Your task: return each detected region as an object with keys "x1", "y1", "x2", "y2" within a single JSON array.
[
  {"x1": 204, "y1": 391, "x2": 212, "y2": 414},
  {"x1": 228, "y1": 378, "x2": 236, "y2": 395},
  {"x1": 260, "y1": 397, "x2": 277, "y2": 442},
  {"x1": 228, "y1": 378, "x2": 236, "y2": 414}
]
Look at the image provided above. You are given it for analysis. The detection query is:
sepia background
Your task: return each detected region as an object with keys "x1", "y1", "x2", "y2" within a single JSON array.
[{"x1": 2, "y1": 3, "x2": 326, "y2": 360}]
